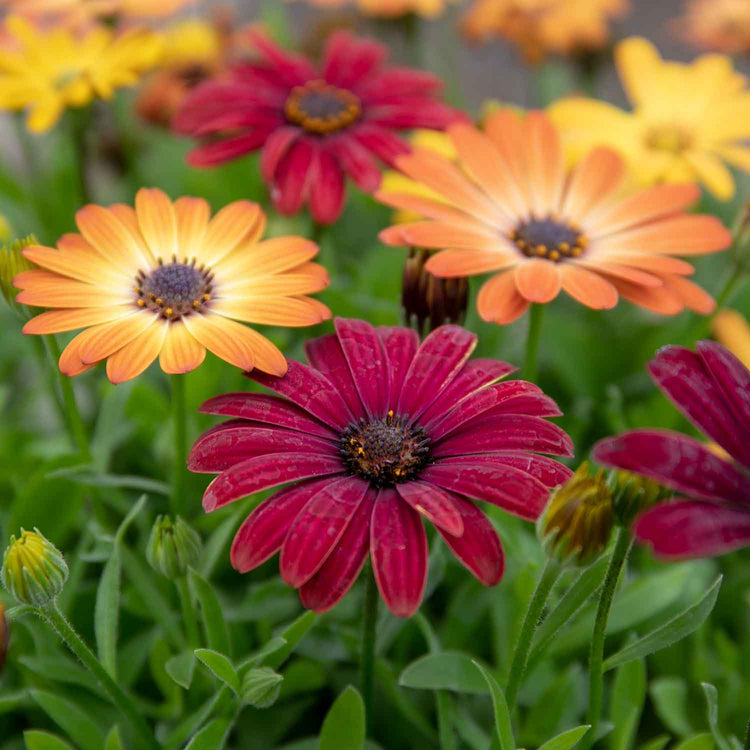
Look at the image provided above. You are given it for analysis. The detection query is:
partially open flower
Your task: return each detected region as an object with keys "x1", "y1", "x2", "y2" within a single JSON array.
[
  {"x1": 1, "y1": 529, "x2": 69, "y2": 607},
  {"x1": 146, "y1": 515, "x2": 202, "y2": 580}
]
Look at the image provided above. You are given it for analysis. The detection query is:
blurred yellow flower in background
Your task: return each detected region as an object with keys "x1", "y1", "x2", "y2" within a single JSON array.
[
  {"x1": 1, "y1": 0, "x2": 192, "y2": 26},
  {"x1": 675, "y1": 0, "x2": 750, "y2": 55},
  {"x1": 548, "y1": 37, "x2": 750, "y2": 200},
  {"x1": 297, "y1": 0, "x2": 459, "y2": 19},
  {"x1": 0, "y1": 15, "x2": 162, "y2": 133},
  {"x1": 713, "y1": 308, "x2": 750, "y2": 369}
]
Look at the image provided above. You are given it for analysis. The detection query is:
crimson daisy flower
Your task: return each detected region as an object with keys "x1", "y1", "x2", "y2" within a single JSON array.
[
  {"x1": 189, "y1": 318, "x2": 573, "y2": 617},
  {"x1": 173, "y1": 30, "x2": 464, "y2": 224},
  {"x1": 593, "y1": 341, "x2": 750, "y2": 559}
]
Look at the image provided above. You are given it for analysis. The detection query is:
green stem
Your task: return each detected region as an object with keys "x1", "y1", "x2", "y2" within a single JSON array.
[
  {"x1": 43, "y1": 334, "x2": 89, "y2": 459},
  {"x1": 505, "y1": 558, "x2": 561, "y2": 712},
  {"x1": 744, "y1": 719, "x2": 750, "y2": 750},
  {"x1": 523, "y1": 303, "x2": 545, "y2": 383},
  {"x1": 69, "y1": 106, "x2": 92, "y2": 206},
  {"x1": 361, "y1": 567, "x2": 379, "y2": 734},
  {"x1": 41, "y1": 601, "x2": 159, "y2": 750},
  {"x1": 402, "y1": 13, "x2": 423, "y2": 68},
  {"x1": 176, "y1": 575, "x2": 201, "y2": 650},
  {"x1": 580, "y1": 528, "x2": 634, "y2": 750},
  {"x1": 30, "y1": 334, "x2": 66, "y2": 425},
  {"x1": 171, "y1": 374, "x2": 187, "y2": 518}
]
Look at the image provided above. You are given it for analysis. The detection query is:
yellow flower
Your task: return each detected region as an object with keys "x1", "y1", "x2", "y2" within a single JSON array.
[
  {"x1": 1, "y1": 0, "x2": 192, "y2": 25},
  {"x1": 548, "y1": 37, "x2": 750, "y2": 200},
  {"x1": 298, "y1": 0, "x2": 459, "y2": 19},
  {"x1": 713, "y1": 308, "x2": 750, "y2": 369},
  {"x1": 158, "y1": 19, "x2": 222, "y2": 69},
  {"x1": 0, "y1": 15, "x2": 162, "y2": 133}
]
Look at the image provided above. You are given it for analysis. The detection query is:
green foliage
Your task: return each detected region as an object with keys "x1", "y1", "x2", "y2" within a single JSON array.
[{"x1": 319, "y1": 687, "x2": 366, "y2": 750}]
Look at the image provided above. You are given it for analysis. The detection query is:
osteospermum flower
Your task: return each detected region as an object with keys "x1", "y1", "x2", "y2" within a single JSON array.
[
  {"x1": 0, "y1": 15, "x2": 162, "y2": 133},
  {"x1": 462, "y1": 0, "x2": 628, "y2": 64},
  {"x1": 593, "y1": 342, "x2": 750, "y2": 559},
  {"x1": 378, "y1": 109, "x2": 731, "y2": 323},
  {"x1": 189, "y1": 319, "x2": 574, "y2": 616},
  {"x1": 674, "y1": 0, "x2": 750, "y2": 55},
  {"x1": 173, "y1": 29, "x2": 464, "y2": 224},
  {"x1": 548, "y1": 37, "x2": 750, "y2": 200},
  {"x1": 298, "y1": 0, "x2": 459, "y2": 18},
  {"x1": 15, "y1": 188, "x2": 331, "y2": 384}
]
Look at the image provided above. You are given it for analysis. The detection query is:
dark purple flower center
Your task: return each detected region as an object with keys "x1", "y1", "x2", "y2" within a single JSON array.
[
  {"x1": 509, "y1": 217, "x2": 587, "y2": 262},
  {"x1": 285, "y1": 79, "x2": 361, "y2": 135},
  {"x1": 135, "y1": 259, "x2": 213, "y2": 321},
  {"x1": 339, "y1": 411, "x2": 431, "y2": 487}
]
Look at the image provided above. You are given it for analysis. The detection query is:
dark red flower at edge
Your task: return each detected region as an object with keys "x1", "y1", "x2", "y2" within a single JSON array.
[
  {"x1": 189, "y1": 318, "x2": 573, "y2": 617},
  {"x1": 593, "y1": 341, "x2": 750, "y2": 559},
  {"x1": 173, "y1": 29, "x2": 465, "y2": 224}
]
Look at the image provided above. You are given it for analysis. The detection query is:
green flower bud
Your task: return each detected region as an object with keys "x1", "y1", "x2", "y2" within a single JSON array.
[
  {"x1": 610, "y1": 470, "x2": 667, "y2": 527},
  {"x1": 0, "y1": 234, "x2": 36, "y2": 318},
  {"x1": 537, "y1": 463, "x2": 615, "y2": 567},
  {"x1": 146, "y1": 515, "x2": 202, "y2": 580},
  {"x1": 242, "y1": 666, "x2": 283, "y2": 708},
  {"x1": 1, "y1": 528, "x2": 69, "y2": 606}
]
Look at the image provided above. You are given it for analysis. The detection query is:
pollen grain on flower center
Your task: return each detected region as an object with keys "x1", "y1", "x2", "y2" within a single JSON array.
[
  {"x1": 509, "y1": 216, "x2": 587, "y2": 262},
  {"x1": 284, "y1": 79, "x2": 361, "y2": 135},
  {"x1": 135, "y1": 259, "x2": 214, "y2": 321},
  {"x1": 339, "y1": 410, "x2": 431, "y2": 487}
]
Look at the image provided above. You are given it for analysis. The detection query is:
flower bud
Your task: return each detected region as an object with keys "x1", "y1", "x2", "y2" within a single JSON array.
[
  {"x1": 0, "y1": 234, "x2": 35, "y2": 318},
  {"x1": 610, "y1": 470, "x2": 666, "y2": 527},
  {"x1": 242, "y1": 666, "x2": 283, "y2": 708},
  {"x1": 146, "y1": 515, "x2": 202, "y2": 580},
  {"x1": 537, "y1": 463, "x2": 615, "y2": 567},
  {"x1": 1, "y1": 529, "x2": 69, "y2": 607}
]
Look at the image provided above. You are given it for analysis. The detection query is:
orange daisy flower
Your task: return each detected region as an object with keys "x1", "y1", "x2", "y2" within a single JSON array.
[
  {"x1": 674, "y1": 0, "x2": 750, "y2": 55},
  {"x1": 378, "y1": 109, "x2": 732, "y2": 324},
  {"x1": 15, "y1": 188, "x2": 331, "y2": 383}
]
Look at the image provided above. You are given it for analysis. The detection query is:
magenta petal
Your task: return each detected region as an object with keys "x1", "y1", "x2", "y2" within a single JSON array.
[
  {"x1": 395, "y1": 480, "x2": 464, "y2": 536},
  {"x1": 634, "y1": 500, "x2": 750, "y2": 559},
  {"x1": 377, "y1": 326, "x2": 419, "y2": 409},
  {"x1": 483, "y1": 393, "x2": 563, "y2": 419},
  {"x1": 398, "y1": 325, "x2": 477, "y2": 422},
  {"x1": 188, "y1": 423, "x2": 337, "y2": 473},
  {"x1": 419, "y1": 358, "x2": 517, "y2": 428},
  {"x1": 592, "y1": 429, "x2": 750, "y2": 505},
  {"x1": 435, "y1": 491, "x2": 504, "y2": 586},
  {"x1": 187, "y1": 131, "x2": 271, "y2": 167},
  {"x1": 203, "y1": 453, "x2": 344, "y2": 512},
  {"x1": 438, "y1": 452, "x2": 573, "y2": 488},
  {"x1": 359, "y1": 67, "x2": 443, "y2": 100},
  {"x1": 305, "y1": 334, "x2": 366, "y2": 420},
  {"x1": 309, "y1": 148, "x2": 346, "y2": 224},
  {"x1": 248, "y1": 359, "x2": 354, "y2": 430},
  {"x1": 420, "y1": 461, "x2": 550, "y2": 521},
  {"x1": 351, "y1": 123, "x2": 410, "y2": 166},
  {"x1": 327, "y1": 135, "x2": 382, "y2": 193},
  {"x1": 334, "y1": 318, "x2": 390, "y2": 417},
  {"x1": 371, "y1": 488, "x2": 428, "y2": 618},
  {"x1": 323, "y1": 32, "x2": 386, "y2": 90},
  {"x1": 648, "y1": 345, "x2": 750, "y2": 467},
  {"x1": 433, "y1": 414, "x2": 574, "y2": 458},
  {"x1": 260, "y1": 125, "x2": 301, "y2": 182},
  {"x1": 428, "y1": 381, "x2": 542, "y2": 439},
  {"x1": 230, "y1": 478, "x2": 332, "y2": 572},
  {"x1": 280, "y1": 476, "x2": 370, "y2": 587},
  {"x1": 198, "y1": 393, "x2": 337, "y2": 439},
  {"x1": 250, "y1": 30, "x2": 318, "y2": 85},
  {"x1": 272, "y1": 139, "x2": 316, "y2": 215},
  {"x1": 299, "y1": 491, "x2": 375, "y2": 612}
]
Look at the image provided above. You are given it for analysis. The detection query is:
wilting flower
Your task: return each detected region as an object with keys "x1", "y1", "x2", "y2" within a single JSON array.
[
  {"x1": 189, "y1": 319, "x2": 573, "y2": 617},
  {"x1": 0, "y1": 15, "x2": 162, "y2": 133},
  {"x1": 548, "y1": 37, "x2": 750, "y2": 200},
  {"x1": 299, "y1": 0, "x2": 459, "y2": 18},
  {"x1": 378, "y1": 109, "x2": 730, "y2": 324},
  {"x1": 713, "y1": 309, "x2": 750, "y2": 369},
  {"x1": 174, "y1": 29, "x2": 463, "y2": 224},
  {"x1": 674, "y1": 0, "x2": 750, "y2": 55},
  {"x1": 593, "y1": 341, "x2": 750, "y2": 559},
  {"x1": 1, "y1": 0, "x2": 192, "y2": 26},
  {"x1": 462, "y1": 0, "x2": 628, "y2": 64},
  {"x1": 15, "y1": 188, "x2": 330, "y2": 383}
]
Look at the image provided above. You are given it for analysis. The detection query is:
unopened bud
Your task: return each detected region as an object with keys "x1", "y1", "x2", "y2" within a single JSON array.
[
  {"x1": 0, "y1": 234, "x2": 35, "y2": 318},
  {"x1": 610, "y1": 470, "x2": 666, "y2": 527},
  {"x1": 146, "y1": 515, "x2": 202, "y2": 580},
  {"x1": 242, "y1": 666, "x2": 283, "y2": 708}
]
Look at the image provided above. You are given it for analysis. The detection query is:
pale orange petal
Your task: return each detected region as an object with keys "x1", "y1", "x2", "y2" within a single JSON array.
[
  {"x1": 15, "y1": 278, "x2": 131, "y2": 308},
  {"x1": 79, "y1": 312, "x2": 157, "y2": 364},
  {"x1": 477, "y1": 270, "x2": 530, "y2": 324},
  {"x1": 216, "y1": 236, "x2": 318, "y2": 278},
  {"x1": 375, "y1": 191, "x2": 484, "y2": 228},
  {"x1": 581, "y1": 261, "x2": 662, "y2": 287},
  {"x1": 23, "y1": 306, "x2": 132, "y2": 335},
  {"x1": 592, "y1": 251, "x2": 695, "y2": 276},
  {"x1": 524, "y1": 111, "x2": 565, "y2": 216},
  {"x1": 514, "y1": 259, "x2": 562, "y2": 303},
  {"x1": 59, "y1": 332, "x2": 100, "y2": 376},
  {"x1": 200, "y1": 201, "x2": 264, "y2": 267},
  {"x1": 23, "y1": 242, "x2": 128, "y2": 287},
  {"x1": 182, "y1": 313, "x2": 255, "y2": 371},
  {"x1": 559, "y1": 264, "x2": 618, "y2": 309},
  {"x1": 159, "y1": 321, "x2": 206, "y2": 374},
  {"x1": 107, "y1": 204, "x2": 154, "y2": 267},
  {"x1": 426, "y1": 248, "x2": 517, "y2": 277},
  {"x1": 75, "y1": 204, "x2": 151, "y2": 272},
  {"x1": 212, "y1": 296, "x2": 331, "y2": 327},
  {"x1": 135, "y1": 188, "x2": 179, "y2": 260},
  {"x1": 174, "y1": 196, "x2": 210, "y2": 260},
  {"x1": 663, "y1": 275, "x2": 715, "y2": 315},
  {"x1": 230, "y1": 324, "x2": 287, "y2": 376},
  {"x1": 379, "y1": 221, "x2": 499, "y2": 251},
  {"x1": 610, "y1": 277, "x2": 683, "y2": 314},
  {"x1": 562, "y1": 147, "x2": 625, "y2": 223},
  {"x1": 221, "y1": 263, "x2": 330, "y2": 296},
  {"x1": 483, "y1": 109, "x2": 531, "y2": 207},
  {"x1": 14, "y1": 269, "x2": 68, "y2": 289},
  {"x1": 106, "y1": 319, "x2": 169, "y2": 384}
]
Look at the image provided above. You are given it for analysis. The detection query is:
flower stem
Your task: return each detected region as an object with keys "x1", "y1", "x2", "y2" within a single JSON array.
[
  {"x1": 580, "y1": 527, "x2": 633, "y2": 750},
  {"x1": 171, "y1": 374, "x2": 188, "y2": 518},
  {"x1": 505, "y1": 557, "x2": 561, "y2": 712},
  {"x1": 177, "y1": 575, "x2": 201, "y2": 650},
  {"x1": 523, "y1": 303, "x2": 545, "y2": 383},
  {"x1": 361, "y1": 566, "x2": 379, "y2": 734},
  {"x1": 41, "y1": 601, "x2": 159, "y2": 750},
  {"x1": 43, "y1": 334, "x2": 89, "y2": 459},
  {"x1": 69, "y1": 106, "x2": 93, "y2": 206}
]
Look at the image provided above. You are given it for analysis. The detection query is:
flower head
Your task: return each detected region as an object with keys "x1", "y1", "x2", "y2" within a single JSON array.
[
  {"x1": 378, "y1": 109, "x2": 731, "y2": 324},
  {"x1": 0, "y1": 15, "x2": 162, "y2": 133},
  {"x1": 173, "y1": 29, "x2": 464, "y2": 224},
  {"x1": 146, "y1": 515, "x2": 202, "y2": 580},
  {"x1": 462, "y1": 0, "x2": 628, "y2": 63},
  {"x1": 1, "y1": 528, "x2": 68, "y2": 607},
  {"x1": 189, "y1": 318, "x2": 573, "y2": 617},
  {"x1": 16, "y1": 188, "x2": 331, "y2": 384},
  {"x1": 548, "y1": 37, "x2": 750, "y2": 200},
  {"x1": 593, "y1": 341, "x2": 750, "y2": 559},
  {"x1": 674, "y1": 0, "x2": 750, "y2": 55}
]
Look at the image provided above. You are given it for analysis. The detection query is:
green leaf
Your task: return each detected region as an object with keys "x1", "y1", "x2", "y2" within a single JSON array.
[
  {"x1": 166, "y1": 651, "x2": 196, "y2": 689},
  {"x1": 641, "y1": 737, "x2": 670, "y2": 750},
  {"x1": 23, "y1": 731, "x2": 75, "y2": 750},
  {"x1": 29, "y1": 690, "x2": 104, "y2": 750},
  {"x1": 262, "y1": 610, "x2": 318, "y2": 670},
  {"x1": 603, "y1": 576, "x2": 722, "y2": 671},
  {"x1": 45, "y1": 467, "x2": 169, "y2": 495},
  {"x1": 104, "y1": 726, "x2": 123, "y2": 750},
  {"x1": 674, "y1": 734, "x2": 714, "y2": 750},
  {"x1": 609, "y1": 655, "x2": 646, "y2": 750},
  {"x1": 319, "y1": 686, "x2": 366, "y2": 750},
  {"x1": 650, "y1": 677, "x2": 693, "y2": 737},
  {"x1": 399, "y1": 652, "x2": 489, "y2": 694},
  {"x1": 701, "y1": 683, "x2": 732, "y2": 750},
  {"x1": 472, "y1": 661, "x2": 514, "y2": 750},
  {"x1": 537, "y1": 726, "x2": 592, "y2": 750},
  {"x1": 194, "y1": 648, "x2": 240, "y2": 695},
  {"x1": 95, "y1": 552, "x2": 121, "y2": 678},
  {"x1": 189, "y1": 567, "x2": 230, "y2": 655},
  {"x1": 185, "y1": 717, "x2": 232, "y2": 750}
]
